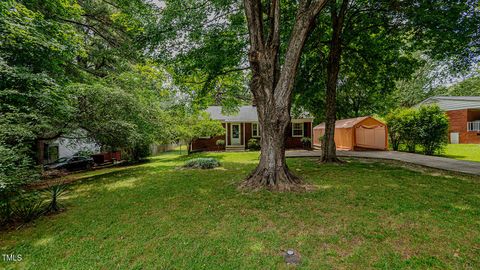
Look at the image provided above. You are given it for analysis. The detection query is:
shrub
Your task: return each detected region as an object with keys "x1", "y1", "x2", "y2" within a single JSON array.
[
  {"x1": 43, "y1": 183, "x2": 69, "y2": 213},
  {"x1": 184, "y1": 158, "x2": 220, "y2": 169},
  {"x1": 131, "y1": 143, "x2": 151, "y2": 161},
  {"x1": 0, "y1": 144, "x2": 39, "y2": 225},
  {"x1": 12, "y1": 194, "x2": 45, "y2": 223},
  {"x1": 386, "y1": 108, "x2": 419, "y2": 152},
  {"x1": 215, "y1": 139, "x2": 225, "y2": 150},
  {"x1": 386, "y1": 105, "x2": 448, "y2": 155},
  {"x1": 385, "y1": 109, "x2": 402, "y2": 151},
  {"x1": 301, "y1": 137, "x2": 312, "y2": 148},
  {"x1": 247, "y1": 138, "x2": 261, "y2": 150},
  {"x1": 416, "y1": 105, "x2": 449, "y2": 155}
]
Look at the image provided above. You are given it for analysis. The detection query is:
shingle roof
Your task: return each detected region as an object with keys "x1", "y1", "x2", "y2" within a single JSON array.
[
  {"x1": 314, "y1": 116, "x2": 370, "y2": 129},
  {"x1": 206, "y1": 106, "x2": 313, "y2": 122}
]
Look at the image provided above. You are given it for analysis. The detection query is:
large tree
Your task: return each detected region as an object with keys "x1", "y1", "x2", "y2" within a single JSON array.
[
  {"x1": 158, "y1": 0, "x2": 329, "y2": 190},
  {"x1": 240, "y1": 0, "x2": 329, "y2": 190}
]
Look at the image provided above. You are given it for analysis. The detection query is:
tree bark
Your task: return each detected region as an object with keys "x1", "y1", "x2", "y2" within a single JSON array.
[
  {"x1": 321, "y1": 0, "x2": 349, "y2": 163},
  {"x1": 241, "y1": 101, "x2": 302, "y2": 191},
  {"x1": 241, "y1": 0, "x2": 328, "y2": 190}
]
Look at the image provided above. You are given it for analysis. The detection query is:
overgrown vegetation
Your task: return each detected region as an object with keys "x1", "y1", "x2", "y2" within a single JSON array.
[
  {"x1": 1, "y1": 182, "x2": 69, "y2": 227},
  {"x1": 386, "y1": 105, "x2": 449, "y2": 155}
]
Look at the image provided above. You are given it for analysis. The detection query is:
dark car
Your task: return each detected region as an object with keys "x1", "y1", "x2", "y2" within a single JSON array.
[{"x1": 44, "y1": 156, "x2": 95, "y2": 171}]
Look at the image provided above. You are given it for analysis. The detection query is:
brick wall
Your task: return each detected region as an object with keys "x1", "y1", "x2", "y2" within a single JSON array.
[
  {"x1": 192, "y1": 121, "x2": 313, "y2": 151},
  {"x1": 446, "y1": 109, "x2": 480, "y2": 144}
]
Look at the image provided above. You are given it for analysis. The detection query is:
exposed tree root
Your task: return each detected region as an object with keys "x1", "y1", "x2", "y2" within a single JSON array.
[
  {"x1": 319, "y1": 155, "x2": 344, "y2": 164},
  {"x1": 239, "y1": 166, "x2": 314, "y2": 192}
]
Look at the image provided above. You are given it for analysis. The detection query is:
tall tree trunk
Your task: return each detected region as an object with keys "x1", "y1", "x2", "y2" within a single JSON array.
[
  {"x1": 321, "y1": 0, "x2": 349, "y2": 163},
  {"x1": 241, "y1": 0, "x2": 328, "y2": 190}
]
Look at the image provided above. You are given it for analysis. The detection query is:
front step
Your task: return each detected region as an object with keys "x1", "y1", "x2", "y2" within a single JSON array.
[{"x1": 226, "y1": 145, "x2": 246, "y2": 152}]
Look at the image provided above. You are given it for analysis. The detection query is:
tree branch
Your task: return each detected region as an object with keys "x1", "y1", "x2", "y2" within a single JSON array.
[{"x1": 275, "y1": 0, "x2": 329, "y2": 106}]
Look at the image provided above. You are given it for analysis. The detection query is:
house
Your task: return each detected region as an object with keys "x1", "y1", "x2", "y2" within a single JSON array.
[
  {"x1": 418, "y1": 96, "x2": 480, "y2": 144},
  {"x1": 191, "y1": 106, "x2": 314, "y2": 152},
  {"x1": 41, "y1": 137, "x2": 100, "y2": 164},
  {"x1": 313, "y1": 116, "x2": 388, "y2": 151}
]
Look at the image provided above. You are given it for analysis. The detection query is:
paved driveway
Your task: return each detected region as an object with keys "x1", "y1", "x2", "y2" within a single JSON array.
[{"x1": 286, "y1": 150, "x2": 480, "y2": 176}]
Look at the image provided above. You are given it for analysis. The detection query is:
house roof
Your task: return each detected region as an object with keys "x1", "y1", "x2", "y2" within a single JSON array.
[
  {"x1": 314, "y1": 116, "x2": 371, "y2": 129},
  {"x1": 206, "y1": 106, "x2": 313, "y2": 122},
  {"x1": 417, "y1": 96, "x2": 480, "y2": 111}
]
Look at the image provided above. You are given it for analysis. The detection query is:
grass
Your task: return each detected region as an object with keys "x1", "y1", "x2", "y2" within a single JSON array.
[
  {"x1": 395, "y1": 143, "x2": 480, "y2": 163},
  {"x1": 1, "y1": 151, "x2": 480, "y2": 269},
  {"x1": 441, "y1": 144, "x2": 480, "y2": 162}
]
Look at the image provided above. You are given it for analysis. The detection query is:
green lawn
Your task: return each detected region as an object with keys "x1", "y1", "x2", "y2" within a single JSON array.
[
  {"x1": 1, "y1": 151, "x2": 480, "y2": 269},
  {"x1": 442, "y1": 144, "x2": 480, "y2": 162}
]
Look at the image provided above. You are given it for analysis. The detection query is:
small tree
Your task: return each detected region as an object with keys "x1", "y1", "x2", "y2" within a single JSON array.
[
  {"x1": 177, "y1": 113, "x2": 225, "y2": 155},
  {"x1": 416, "y1": 105, "x2": 449, "y2": 155}
]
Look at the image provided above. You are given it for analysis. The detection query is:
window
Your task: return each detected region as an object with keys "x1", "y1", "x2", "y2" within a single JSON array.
[
  {"x1": 252, "y1": 123, "x2": 260, "y2": 137},
  {"x1": 292, "y1": 122, "x2": 304, "y2": 137}
]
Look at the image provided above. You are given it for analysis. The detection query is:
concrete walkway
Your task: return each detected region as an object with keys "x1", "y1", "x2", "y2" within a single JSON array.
[{"x1": 286, "y1": 150, "x2": 480, "y2": 176}]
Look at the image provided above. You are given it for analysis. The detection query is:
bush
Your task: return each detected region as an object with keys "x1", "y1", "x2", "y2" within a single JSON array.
[
  {"x1": 12, "y1": 193, "x2": 45, "y2": 223},
  {"x1": 301, "y1": 137, "x2": 312, "y2": 148},
  {"x1": 416, "y1": 105, "x2": 449, "y2": 155},
  {"x1": 247, "y1": 138, "x2": 261, "y2": 150},
  {"x1": 386, "y1": 105, "x2": 448, "y2": 155},
  {"x1": 135, "y1": 143, "x2": 152, "y2": 160},
  {"x1": 386, "y1": 108, "x2": 418, "y2": 152},
  {"x1": 184, "y1": 158, "x2": 220, "y2": 169},
  {"x1": 0, "y1": 144, "x2": 39, "y2": 225},
  {"x1": 215, "y1": 139, "x2": 225, "y2": 150},
  {"x1": 385, "y1": 109, "x2": 402, "y2": 151}
]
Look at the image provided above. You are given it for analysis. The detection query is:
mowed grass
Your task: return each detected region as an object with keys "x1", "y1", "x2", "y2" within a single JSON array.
[
  {"x1": 1, "y1": 151, "x2": 480, "y2": 269},
  {"x1": 442, "y1": 144, "x2": 480, "y2": 162}
]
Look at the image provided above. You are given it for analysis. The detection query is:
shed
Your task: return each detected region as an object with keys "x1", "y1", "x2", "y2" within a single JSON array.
[{"x1": 313, "y1": 116, "x2": 388, "y2": 150}]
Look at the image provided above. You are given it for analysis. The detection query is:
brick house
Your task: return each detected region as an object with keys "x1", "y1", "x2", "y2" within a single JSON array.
[
  {"x1": 191, "y1": 106, "x2": 314, "y2": 151},
  {"x1": 418, "y1": 96, "x2": 480, "y2": 144}
]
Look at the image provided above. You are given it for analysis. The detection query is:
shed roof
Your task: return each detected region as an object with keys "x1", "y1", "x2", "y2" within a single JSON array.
[
  {"x1": 205, "y1": 106, "x2": 313, "y2": 122},
  {"x1": 314, "y1": 116, "x2": 371, "y2": 129},
  {"x1": 417, "y1": 96, "x2": 480, "y2": 111}
]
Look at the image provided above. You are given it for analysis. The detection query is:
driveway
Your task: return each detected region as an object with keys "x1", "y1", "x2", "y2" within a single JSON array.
[{"x1": 286, "y1": 150, "x2": 480, "y2": 176}]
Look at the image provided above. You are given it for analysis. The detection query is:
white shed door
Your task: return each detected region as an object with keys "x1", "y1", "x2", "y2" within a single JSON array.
[
  {"x1": 355, "y1": 125, "x2": 386, "y2": 150},
  {"x1": 450, "y1": 132, "x2": 459, "y2": 144}
]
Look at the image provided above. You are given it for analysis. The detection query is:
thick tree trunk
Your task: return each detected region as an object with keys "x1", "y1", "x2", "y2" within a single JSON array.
[
  {"x1": 241, "y1": 0, "x2": 328, "y2": 190},
  {"x1": 240, "y1": 102, "x2": 302, "y2": 191},
  {"x1": 321, "y1": 0, "x2": 349, "y2": 163}
]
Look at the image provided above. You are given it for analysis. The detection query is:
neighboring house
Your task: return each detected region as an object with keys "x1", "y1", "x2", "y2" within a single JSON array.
[
  {"x1": 313, "y1": 116, "x2": 388, "y2": 151},
  {"x1": 42, "y1": 135, "x2": 100, "y2": 164},
  {"x1": 418, "y1": 96, "x2": 480, "y2": 144},
  {"x1": 191, "y1": 106, "x2": 314, "y2": 152}
]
